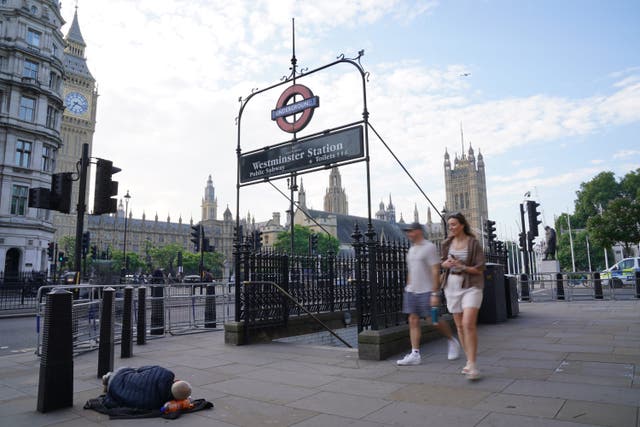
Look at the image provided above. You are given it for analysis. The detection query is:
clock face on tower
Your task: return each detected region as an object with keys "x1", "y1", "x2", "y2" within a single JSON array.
[{"x1": 64, "y1": 92, "x2": 89, "y2": 115}]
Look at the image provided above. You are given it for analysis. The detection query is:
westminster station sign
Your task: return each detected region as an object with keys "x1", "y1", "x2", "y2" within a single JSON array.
[{"x1": 240, "y1": 126, "x2": 364, "y2": 183}]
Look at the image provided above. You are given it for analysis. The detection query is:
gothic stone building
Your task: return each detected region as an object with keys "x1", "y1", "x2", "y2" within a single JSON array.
[{"x1": 444, "y1": 144, "x2": 488, "y2": 235}]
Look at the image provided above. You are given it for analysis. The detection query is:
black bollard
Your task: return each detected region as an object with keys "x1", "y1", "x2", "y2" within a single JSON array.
[
  {"x1": 150, "y1": 285, "x2": 164, "y2": 335},
  {"x1": 136, "y1": 286, "x2": 146, "y2": 345},
  {"x1": 121, "y1": 286, "x2": 133, "y2": 358},
  {"x1": 97, "y1": 287, "x2": 115, "y2": 378},
  {"x1": 205, "y1": 283, "x2": 217, "y2": 328},
  {"x1": 520, "y1": 274, "x2": 531, "y2": 301},
  {"x1": 37, "y1": 289, "x2": 73, "y2": 413},
  {"x1": 593, "y1": 272, "x2": 603, "y2": 299},
  {"x1": 556, "y1": 273, "x2": 565, "y2": 300},
  {"x1": 635, "y1": 271, "x2": 640, "y2": 299}
]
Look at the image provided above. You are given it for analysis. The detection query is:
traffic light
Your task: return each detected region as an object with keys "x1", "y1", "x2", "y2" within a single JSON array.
[
  {"x1": 47, "y1": 242, "x2": 55, "y2": 261},
  {"x1": 527, "y1": 200, "x2": 542, "y2": 237},
  {"x1": 50, "y1": 172, "x2": 73, "y2": 213},
  {"x1": 90, "y1": 245, "x2": 97, "y2": 259},
  {"x1": 82, "y1": 231, "x2": 90, "y2": 255},
  {"x1": 309, "y1": 233, "x2": 319, "y2": 254},
  {"x1": 518, "y1": 232, "x2": 526, "y2": 249},
  {"x1": 58, "y1": 251, "x2": 65, "y2": 263},
  {"x1": 177, "y1": 251, "x2": 183, "y2": 266},
  {"x1": 203, "y1": 238, "x2": 215, "y2": 252},
  {"x1": 28, "y1": 187, "x2": 51, "y2": 209},
  {"x1": 485, "y1": 219, "x2": 497, "y2": 244},
  {"x1": 191, "y1": 224, "x2": 202, "y2": 252},
  {"x1": 527, "y1": 230, "x2": 535, "y2": 251},
  {"x1": 93, "y1": 159, "x2": 120, "y2": 215}
]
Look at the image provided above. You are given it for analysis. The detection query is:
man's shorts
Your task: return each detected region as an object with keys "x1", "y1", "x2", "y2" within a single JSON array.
[{"x1": 402, "y1": 291, "x2": 431, "y2": 318}]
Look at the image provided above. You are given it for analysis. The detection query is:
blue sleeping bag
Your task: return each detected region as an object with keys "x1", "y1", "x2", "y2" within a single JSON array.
[{"x1": 103, "y1": 366, "x2": 175, "y2": 410}]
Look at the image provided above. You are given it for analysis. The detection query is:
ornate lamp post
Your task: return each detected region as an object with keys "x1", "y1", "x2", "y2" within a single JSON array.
[{"x1": 122, "y1": 190, "x2": 131, "y2": 278}]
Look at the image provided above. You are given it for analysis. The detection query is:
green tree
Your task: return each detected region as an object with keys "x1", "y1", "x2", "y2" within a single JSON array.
[
  {"x1": 108, "y1": 249, "x2": 145, "y2": 274},
  {"x1": 573, "y1": 171, "x2": 619, "y2": 228},
  {"x1": 181, "y1": 250, "x2": 224, "y2": 276},
  {"x1": 587, "y1": 198, "x2": 640, "y2": 258},
  {"x1": 620, "y1": 168, "x2": 640, "y2": 200},
  {"x1": 149, "y1": 243, "x2": 183, "y2": 274},
  {"x1": 274, "y1": 225, "x2": 340, "y2": 255},
  {"x1": 555, "y1": 228, "x2": 608, "y2": 272}
]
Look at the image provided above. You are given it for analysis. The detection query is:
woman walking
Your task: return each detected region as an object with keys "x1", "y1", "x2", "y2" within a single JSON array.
[{"x1": 440, "y1": 212, "x2": 486, "y2": 380}]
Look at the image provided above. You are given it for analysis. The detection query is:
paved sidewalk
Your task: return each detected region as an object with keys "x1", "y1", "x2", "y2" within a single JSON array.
[{"x1": 0, "y1": 300, "x2": 639, "y2": 426}]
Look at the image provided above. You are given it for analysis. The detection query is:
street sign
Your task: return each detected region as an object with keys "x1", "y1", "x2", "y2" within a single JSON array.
[
  {"x1": 240, "y1": 125, "x2": 364, "y2": 183},
  {"x1": 271, "y1": 84, "x2": 319, "y2": 133}
]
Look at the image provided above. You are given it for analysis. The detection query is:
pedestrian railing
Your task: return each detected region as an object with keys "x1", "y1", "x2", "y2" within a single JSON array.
[
  {"x1": 35, "y1": 282, "x2": 235, "y2": 356},
  {"x1": 518, "y1": 271, "x2": 640, "y2": 302}
]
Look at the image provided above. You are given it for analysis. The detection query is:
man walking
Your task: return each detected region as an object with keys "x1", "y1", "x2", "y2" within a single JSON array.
[{"x1": 397, "y1": 222, "x2": 460, "y2": 366}]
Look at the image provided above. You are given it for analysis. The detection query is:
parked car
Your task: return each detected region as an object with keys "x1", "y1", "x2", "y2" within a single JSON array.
[{"x1": 601, "y1": 257, "x2": 640, "y2": 287}]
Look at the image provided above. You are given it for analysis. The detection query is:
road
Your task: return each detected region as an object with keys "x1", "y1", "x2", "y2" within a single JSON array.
[{"x1": 0, "y1": 316, "x2": 38, "y2": 356}]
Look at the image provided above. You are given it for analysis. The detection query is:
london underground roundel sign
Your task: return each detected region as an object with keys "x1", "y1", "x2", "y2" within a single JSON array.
[{"x1": 271, "y1": 84, "x2": 320, "y2": 133}]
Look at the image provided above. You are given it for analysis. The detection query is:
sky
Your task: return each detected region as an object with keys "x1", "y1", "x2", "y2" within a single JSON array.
[{"x1": 63, "y1": 0, "x2": 640, "y2": 242}]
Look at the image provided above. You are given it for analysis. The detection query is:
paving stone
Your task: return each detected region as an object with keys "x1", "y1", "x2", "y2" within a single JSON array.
[
  {"x1": 378, "y1": 369, "x2": 514, "y2": 392},
  {"x1": 473, "y1": 393, "x2": 565, "y2": 418},
  {"x1": 503, "y1": 379, "x2": 640, "y2": 406},
  {"x1": 555, "y1": 400, "x2": 638, "y2": 427},
  {"x1": 389, "y1": 383, "x2": 492, "y2": 408},
  {"x1": 319, "y1": 377, "x2": 405, "y2": 398},
  {"x1": 548, "y1": 372, "x2": 633, "y2": 387},
  {"x1": 213, "y1": 378, "x2": 318, "y2": 404},
  {"x1": 1, "y1": 408, "x2": 81, "y2": 427},
  {"x1": 493, "y1": 357, "x2": 561, "y2": 370},
  {"x1": 290, "y1": 413, "x2": 387, "y2": 427},
  {"x1": 198, "y1": 395, "x2": 315, "y2": 427},
  {"x1": 364, "y1": 400, "x2": 488, "y2": 427},
  {"x1": 287, "y1": 391, "x2": 390, "y2": 419},
  {"x1": 239, "y1": 366, "x2": 335, "y2": 388},
  {"x1": 477, "y1": 411, "x2": 601, "y2": 426}
]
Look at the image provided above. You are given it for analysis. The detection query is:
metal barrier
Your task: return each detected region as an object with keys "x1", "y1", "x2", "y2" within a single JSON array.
[
  {"x1": 35, "y1": 282, "x2": 234, "y2": 356},
  {"x1": 517, "y1": 271, "x2": 639, "y2": 302}
]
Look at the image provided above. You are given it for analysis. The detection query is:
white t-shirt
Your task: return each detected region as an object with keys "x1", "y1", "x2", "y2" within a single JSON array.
[{"x1": 405, "y1": 239, "x2": 440, "y2": 294}]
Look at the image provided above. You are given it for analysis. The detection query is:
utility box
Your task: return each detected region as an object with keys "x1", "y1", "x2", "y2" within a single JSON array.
[
  {"x1": 479, "y1": 263, "x2": 507, "y2": 324},
  {"x1": 504, "y1": 275, "x2": 519, "y2": 318}
]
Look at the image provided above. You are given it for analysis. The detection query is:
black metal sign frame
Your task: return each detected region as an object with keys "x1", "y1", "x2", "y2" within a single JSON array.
[{"x1": 234, "y1": 21, "x2": 376, "y2": 323}]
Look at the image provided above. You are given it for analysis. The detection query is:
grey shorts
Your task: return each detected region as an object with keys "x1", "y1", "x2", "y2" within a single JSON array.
[{"x1": 402, "y1": 291, "x2": 432, "y2": 318}]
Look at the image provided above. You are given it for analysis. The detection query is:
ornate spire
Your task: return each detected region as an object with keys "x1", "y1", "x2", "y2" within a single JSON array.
[
  {"x1": 413, "y1": 203, "x2": 419, "y2": 223},
  {"x1": 67, "y1": 8, "x2": 86, "y2": 46}
]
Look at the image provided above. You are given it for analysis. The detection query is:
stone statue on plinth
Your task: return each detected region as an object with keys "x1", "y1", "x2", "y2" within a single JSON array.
[{"x1": 544, "y1": 226, "x2": 557, "y2": 260}]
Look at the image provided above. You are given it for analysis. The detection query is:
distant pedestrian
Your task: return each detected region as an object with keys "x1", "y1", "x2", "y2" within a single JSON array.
[
  {"x1": 441, "y1": 212, "x2": 486, "y2": 380},
  {"x1": 397, "y1": 222, "x2": 461, "y2": 366}
]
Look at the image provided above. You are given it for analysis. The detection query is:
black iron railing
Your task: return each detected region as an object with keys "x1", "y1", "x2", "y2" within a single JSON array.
[
  {"x1": 0, "y1": 271, "x2": 50, "y2": 311},
  {"x1": 235, "y1": 225, "x2": 410, "y2": 336}
]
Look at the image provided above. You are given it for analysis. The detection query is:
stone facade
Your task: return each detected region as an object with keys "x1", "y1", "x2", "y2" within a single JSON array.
[
  {"x1": 87, "y1": 175, "x2": 236, "y2": 264},
  {"x1": 0, "y1": 0, "x2": 66, "y2": 275}
]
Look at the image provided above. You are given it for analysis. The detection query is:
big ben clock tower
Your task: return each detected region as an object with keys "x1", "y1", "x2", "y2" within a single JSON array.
[{"x1": 53, "y1": 8, "x2": 98, "y2": 240}]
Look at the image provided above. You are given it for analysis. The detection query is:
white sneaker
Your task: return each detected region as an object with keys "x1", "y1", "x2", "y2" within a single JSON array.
[
  {"x1": 397, "y1": 352, "x2": 421, "y2": 366},
  {"x1": 448, "y1": 337, "x2": 461, "y2": 360}
]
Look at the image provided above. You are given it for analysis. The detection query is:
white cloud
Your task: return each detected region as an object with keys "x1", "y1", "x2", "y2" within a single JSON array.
[
  {"x1": 613, "y1": 149, "x2": 640, "y2": 159},
  {"x1": 62, "y1": 2, "x2": 640, "y2": 230}
]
